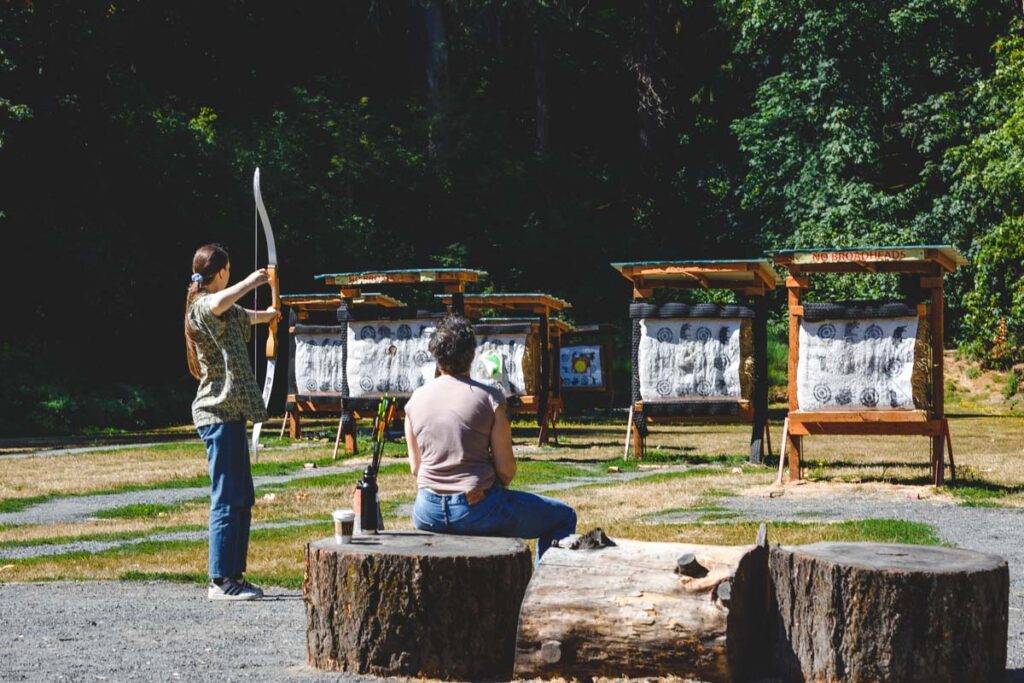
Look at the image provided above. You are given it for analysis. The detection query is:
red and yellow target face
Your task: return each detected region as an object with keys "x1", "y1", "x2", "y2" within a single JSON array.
[{"x1": 572, "y1": 356, "x2": 590, "y2": 374}]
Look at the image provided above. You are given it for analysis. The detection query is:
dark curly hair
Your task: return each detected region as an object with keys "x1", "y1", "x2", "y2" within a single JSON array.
[{"x1": 429, "y1": 315, "x2": 477, "y2": 374}]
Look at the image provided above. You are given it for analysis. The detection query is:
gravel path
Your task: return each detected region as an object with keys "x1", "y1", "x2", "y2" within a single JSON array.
[
  {"x1": 0, "y1": 520, "x2": 327, "y2": 561},
  {"x1": 0, "y1": 581, "x2": 369, "y2": 682},
  {"x1": 0, "y1": 463, "x2": 365, "y2": 527},
  {"x1": 655, "y1": 490, "x2": 1024, "y2": 670}
]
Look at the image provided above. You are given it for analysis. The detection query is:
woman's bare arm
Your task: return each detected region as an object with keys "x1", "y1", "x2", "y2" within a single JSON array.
[
  {"x1": 490, "y1": 405, "x2": 516, "y2": 486},
  {"x1": 207, "y1": 269, "x2": 268, "y2": 316},
  {"x1": 405, "y1": 415, "x2": 422, "y2": 478}
]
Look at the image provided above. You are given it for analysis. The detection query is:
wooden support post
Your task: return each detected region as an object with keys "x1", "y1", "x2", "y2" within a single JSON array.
[
  {"x1": 749, "y1": 294, "x2": 769, "y2": 464},
  {"x1": 345, "y1": 420, "x2": 357, "y2": 454},
  {"x1": 931, "y1": 276, "x2": 945, "y2": 486},
  {"x1": 289, "y1": 412, "x2": 302, "y2": 439},
  {"x1": 537, "y1": 310, "x2": 551, "y2": 445},
  {"x1": 786, "y1": 276, "x2": 804, "y2": 480},
  {"x1": 787, "y1": 432, "x2": 802, "y2": 482},
  {"x1": 631, "y1": 421, "x2": 645, "y2": 459}
]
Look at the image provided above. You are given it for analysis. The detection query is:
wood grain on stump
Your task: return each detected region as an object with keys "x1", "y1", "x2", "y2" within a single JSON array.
[
  {"x1": 514, "y1": 539, "x2": 769, "y2": 682},
  {"x1": 770, "y1": 542, "x2": 1008, "y2": 683},
  {"x1": 304, "y1": 531, "x2": 532, "y2": 679}
]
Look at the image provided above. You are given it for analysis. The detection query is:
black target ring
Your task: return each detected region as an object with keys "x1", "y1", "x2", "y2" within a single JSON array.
[
  {"x1": 860, "y1": 388, "x2": 879, "y2": 407},
  {"x1": 656, "y1": 380, "x2": 672, "y2": 396},
  {"x1": 656, "y1": 327, "x2": 673, "y2": 343},
  {"x1": 813, "y1": 384, "x2": 832, "y2": 403},
  {"x1": 695, "y1": 327, "x2": 712, "y2": 342},
  {"x1": 864, "y1": 324, "x2": 883, "y2": 340},
  {"x1": 696, "y1": 380, "x2": 712, "y2": 396},
  {"x1": 359, "y1": 326, "x2": 376, "y2": 340},
  {"x1": 817, "y1": 323, "x2": 836, "y2": 340}
]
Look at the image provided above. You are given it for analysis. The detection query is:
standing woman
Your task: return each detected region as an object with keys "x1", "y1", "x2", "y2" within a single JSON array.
[{"x1": 184, "y1": 243, "x2": 279, "y2": 600}]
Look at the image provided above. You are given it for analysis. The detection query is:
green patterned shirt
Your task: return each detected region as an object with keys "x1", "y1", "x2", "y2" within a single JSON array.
[{"x1": 188, "y1": 294, "x2": 269, "y2": 428}]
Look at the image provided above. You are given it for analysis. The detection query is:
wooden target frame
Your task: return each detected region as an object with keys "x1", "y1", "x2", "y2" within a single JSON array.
[
  {"x1": 769, "y1": 246, "x2": 968, "y2": 485},
  {"x1": 612, "y1": 260, "x2": 781, "y2": 462},
  {"x1": 282, "y1": 268, "x2": 485, "y2": 454},
  {"x1": 436, "y1": 293, "x2": 573, "y2": 446}
]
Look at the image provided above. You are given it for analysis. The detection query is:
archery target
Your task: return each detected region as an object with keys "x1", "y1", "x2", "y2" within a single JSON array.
[
  {"x1": 347, "y1": 319, "x2": 437, "y2": 397},
  {"x1": 471, "y1": 333, "x2": 528, "y2": 397},
  {"x1": 797, "y1": 316, "x2": 917, "y2": 411},
  {"x1": 294, "y1": 331, "x2": 345, "y2": 396},
  {"x1": 560, "y1": 344, "x2": 604, "y2": 389},
  {"x1": 637, "y1": 318, "x2": 743, "y2": 401}
]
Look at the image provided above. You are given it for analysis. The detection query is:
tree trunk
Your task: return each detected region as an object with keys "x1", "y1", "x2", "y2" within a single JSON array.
[
  {"x1": 304, "y1": 531, "x2": 532, "y2": 679},
  {"x1": 636, "y1": 0, "x2": 660, "y2": 157},
  {"x1": 533, "y1": 6, "x2": 549, "y2": 157},
  {"x1": 514, "y1": 539, "x2": 769, "y2": 682},
  {"x1": 770, "y1": 542, "x2": 1008, "y2": 682},
  {"x1": 423, "y1": 0, "x2": 449, "y2": 161}
]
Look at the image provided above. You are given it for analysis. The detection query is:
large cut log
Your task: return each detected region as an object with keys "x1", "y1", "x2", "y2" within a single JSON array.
[
  {"x1": 304, "y1": 531, "x2": 532, "y2": 679},
  {"x1": 770, "y1": 542, "x2": 1008, "y2": 682},
  {"x1": 514, "y1": 538, "x2": 769, "y2": 681}
]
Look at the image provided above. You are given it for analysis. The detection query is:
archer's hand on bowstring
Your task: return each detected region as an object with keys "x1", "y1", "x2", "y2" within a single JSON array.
[{"x1": 246, "y1": 306, "x2": 281, "y2": 326}]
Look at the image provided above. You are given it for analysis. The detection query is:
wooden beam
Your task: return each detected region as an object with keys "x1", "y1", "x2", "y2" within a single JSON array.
[
  {"x1": 786, "y1": 275, "x2": 810, "y2": 289},
  {"x1": 919, "y1": 276, "x2": 944, "y2": 289},
  {"x1": 929, "y1": 249, "x2": 956, "y2": 273},
  {"x1": 788, "y1": 410, "x2": 931, "y2": 423},
  {"x1": 788, "y1": 420, "x2": 943, "y2": 437},
  {"x1": 789, "y1": 305, "x2": 804, "y2": 317}
]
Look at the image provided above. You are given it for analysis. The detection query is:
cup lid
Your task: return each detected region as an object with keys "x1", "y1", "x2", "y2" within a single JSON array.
[{"x1": 332, "y1": 508, "x2": 355, "y2": 521}]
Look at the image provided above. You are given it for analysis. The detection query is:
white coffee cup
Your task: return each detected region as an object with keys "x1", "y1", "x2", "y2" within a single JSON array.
[{"x1": 333, "y1": 509, "x2": 355, "y2": 544}]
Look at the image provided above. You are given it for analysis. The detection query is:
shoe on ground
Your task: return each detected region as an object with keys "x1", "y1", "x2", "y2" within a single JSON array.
[{"x1": 208, "y1": 578, "x2": 263, "y2": 601}]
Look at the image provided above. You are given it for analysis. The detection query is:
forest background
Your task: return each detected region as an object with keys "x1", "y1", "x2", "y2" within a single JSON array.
[{"x1": 2, "y1": 0, "x2": 1023, "y2": 436}]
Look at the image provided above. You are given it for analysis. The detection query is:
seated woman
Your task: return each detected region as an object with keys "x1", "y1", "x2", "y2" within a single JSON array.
[{"x1": 404, "y1": 315, "x2": 577, "y2": 558}]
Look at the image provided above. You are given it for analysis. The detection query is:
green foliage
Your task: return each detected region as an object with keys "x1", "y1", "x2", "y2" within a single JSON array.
[
  {"x1": 1, "y1": 1, "x2": 1023, "y2": 435},
  {"x1": 1005, "y1": 371, "x2": 1021, "y2": 399},
  {"x1": 93, "y1": 502, "x2": 185, "y2": 520},
  {"x1": 921, "y1": 27, "x2": 1024, "y2": 364}
]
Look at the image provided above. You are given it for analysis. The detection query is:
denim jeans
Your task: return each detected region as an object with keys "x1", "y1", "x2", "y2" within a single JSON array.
[
  {"x1": 197, "y1": 421, "x2": 255, "y2": 580},
  {"x1": 412, "y1": 484, "x2": 577, "y2": 559}
]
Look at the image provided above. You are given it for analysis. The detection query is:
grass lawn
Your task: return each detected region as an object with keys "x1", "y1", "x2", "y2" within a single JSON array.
[{"x1": 0, "y1": 400, "x2": 1020, "y2": 586}]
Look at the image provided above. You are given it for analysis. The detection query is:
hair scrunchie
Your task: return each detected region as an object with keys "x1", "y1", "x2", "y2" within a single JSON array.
[{"x1": 191, "y1": 273, "x2": 204, "y2": 284}]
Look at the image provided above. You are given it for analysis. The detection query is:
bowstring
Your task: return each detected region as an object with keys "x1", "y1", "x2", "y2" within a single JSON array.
[{"x1": 253, "y1": 200, "x2": 259, "y2": 377}]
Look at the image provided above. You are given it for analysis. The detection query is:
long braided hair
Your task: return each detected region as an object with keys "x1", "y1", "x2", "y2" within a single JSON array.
[{"x1": 184, "y1": 244, "x2": 230, "y2": 379}]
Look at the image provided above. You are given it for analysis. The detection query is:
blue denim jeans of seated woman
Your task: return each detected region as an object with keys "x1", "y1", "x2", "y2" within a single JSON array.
[
  {"x1": 197, "y1": 421, "x2": 255, "y2": 580},
  {"x1": 412, "y1": 484, "x2": 577, "y2": 560}
]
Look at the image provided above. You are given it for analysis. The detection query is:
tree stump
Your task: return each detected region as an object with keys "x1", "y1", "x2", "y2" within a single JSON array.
[
  {"x1": 770, "y1": 542, "x2": 1008, "y2": 682},
  {"x1": 514, "y1": 538, "x2": 769, "y2": 682},
  {"x1": 304, "y1": 531, "x2": 532, "y2": 679}
]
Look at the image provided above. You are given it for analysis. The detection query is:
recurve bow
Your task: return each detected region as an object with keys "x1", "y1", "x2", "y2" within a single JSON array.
[{"x1": 251, "y1": 167, "x2": 280, "y2": 461}]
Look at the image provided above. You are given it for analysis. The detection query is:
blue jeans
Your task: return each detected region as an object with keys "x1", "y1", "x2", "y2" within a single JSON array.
[
  {"x1": 412, "y1": 484, "x2": 577, "y2": 559},
  {"x1": 197, "y1": 421, "x2": 255, "y2": 580}
]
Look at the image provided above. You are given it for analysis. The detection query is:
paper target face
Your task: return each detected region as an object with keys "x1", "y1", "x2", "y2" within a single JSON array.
[
  {"x1": 347, "y1": 318, "x2": 437, "y2": 397},
  {"x1": 797, "y1": 316, "x2": 917, "y2": 411},
  {"x1": 637, "y1": 318, "x2": 743, "y2": 402},
  {"x1": 559, "y1": 345, "x2": 604, "y2": 389},
  {"x1": 295, "y1": 331, "x2": 345, "y2": 397},
  {"x1": 472, "y1": 333, "x2": 529, "y2": 397}
]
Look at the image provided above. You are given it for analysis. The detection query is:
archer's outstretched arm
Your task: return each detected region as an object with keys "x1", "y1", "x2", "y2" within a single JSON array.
[{"x1": 208, "y1": 269, "x2": 269, "y2": 316}]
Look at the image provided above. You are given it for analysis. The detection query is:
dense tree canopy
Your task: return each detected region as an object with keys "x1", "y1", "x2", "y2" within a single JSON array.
[{"x1": 0, "y1": 0, "x2": 1019, "y2": 434}]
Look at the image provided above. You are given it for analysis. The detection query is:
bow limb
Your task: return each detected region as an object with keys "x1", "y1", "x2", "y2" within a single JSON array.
[{"x1": 251, "y1": 167, "x2": 280, "y2": 461}]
